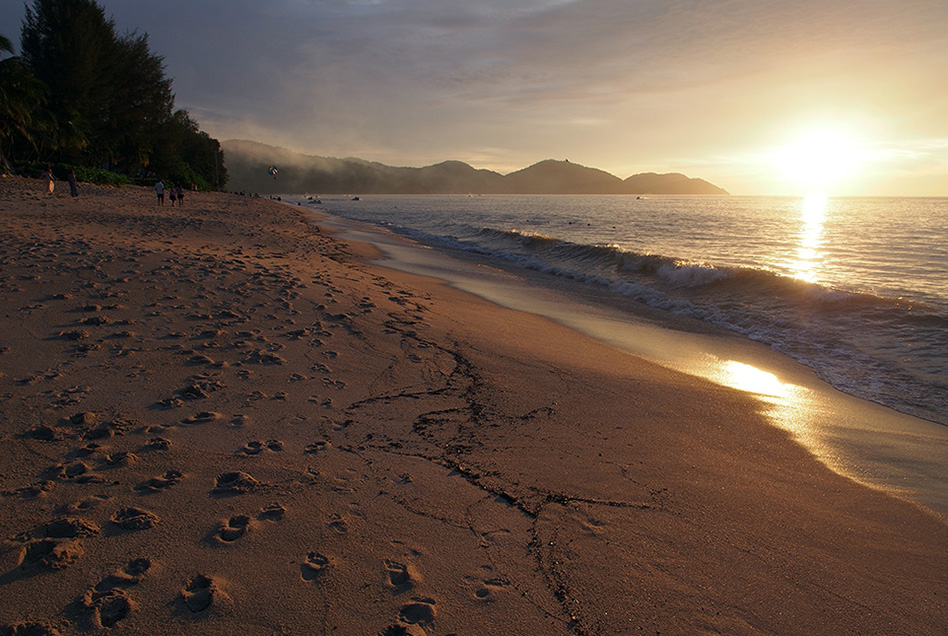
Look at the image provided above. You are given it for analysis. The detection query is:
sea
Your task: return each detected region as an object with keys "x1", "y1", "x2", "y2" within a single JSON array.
[{"x1": 297, "y1": 194, "x2": 948, "y2": 428}]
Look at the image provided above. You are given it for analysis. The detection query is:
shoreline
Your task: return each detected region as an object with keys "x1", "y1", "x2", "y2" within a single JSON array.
[
  {"x1": 2, "y1": 177, "x2": 948, "y2": 634},
  {"x1": 303, "y1": 203, "x2": 948, "y2": 518},
  {"x1": 291, "y1": 192, "x2": 948, "y2": 431}
]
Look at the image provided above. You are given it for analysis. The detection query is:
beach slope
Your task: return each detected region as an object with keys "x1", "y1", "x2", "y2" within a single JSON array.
[{"x1": 1, "y1": 178, "x2": 946, "y2": 635}]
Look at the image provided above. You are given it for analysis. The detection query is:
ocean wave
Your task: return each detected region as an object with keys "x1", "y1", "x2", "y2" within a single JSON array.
[
  {"x1": 474, "y1": 228, "x2": 944, "y2": 319},
  {"x1": 363, "y1": 218, "x2": 948, "y2": 425}
]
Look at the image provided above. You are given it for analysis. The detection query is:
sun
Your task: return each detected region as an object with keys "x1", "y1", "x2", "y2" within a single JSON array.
[{"x1": 773, "y1": 127, "x2": 866, "y2": 194}]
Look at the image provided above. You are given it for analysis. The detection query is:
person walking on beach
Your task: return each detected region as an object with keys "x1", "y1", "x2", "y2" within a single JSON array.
[
  {"x1": 155, "y1": 180, "x2": 164, "y2": 205},
  {"x1": 43, "y1": 165, "x2": 54, "y2": 195},
  {"x1": 175, "y1": 184, "x2": 184, "y2": 207},
  {"x1": 67, "y1": 169, "x2": 79, "y2": 197},
  {"x1": 169, "y1": 186, "x2": 176, "y2": 206}
]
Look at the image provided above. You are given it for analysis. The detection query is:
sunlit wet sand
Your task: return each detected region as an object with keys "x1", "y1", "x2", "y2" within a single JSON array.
[{"x1": 321, "y1": 210, "x2": 948, "y2": 518}]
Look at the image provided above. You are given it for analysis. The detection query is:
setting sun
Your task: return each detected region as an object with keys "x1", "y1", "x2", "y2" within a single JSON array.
[{"x1": 773, "y1": 127, "x2": 867, "y2": 193}]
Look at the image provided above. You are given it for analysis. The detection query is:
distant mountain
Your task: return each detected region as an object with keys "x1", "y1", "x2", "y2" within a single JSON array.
[
  {"x1": 221, "y1": 140, "x2": 729, "y2": 195},
  {"x1": 624, "y1": 172, "x2": 728, "y2": 195},
  {"x1": 504, "y1": 159, "x2": 627, "y2": 194}
]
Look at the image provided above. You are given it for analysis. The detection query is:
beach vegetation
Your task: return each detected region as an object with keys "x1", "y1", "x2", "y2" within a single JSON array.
[
  {"x1": 0, "y1": 33, "x2": 52, "y2": 172},
  {"x1": 20, "y1": 161, "x2": 130, "y2": 186},
  {"x1": 1, "y1": 0, "x2": 227, "y2": 189}
]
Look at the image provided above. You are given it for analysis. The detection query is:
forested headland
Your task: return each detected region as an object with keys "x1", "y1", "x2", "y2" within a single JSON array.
[{"x1": 0, "y1": 0, "x2": 226, "y2": 189}]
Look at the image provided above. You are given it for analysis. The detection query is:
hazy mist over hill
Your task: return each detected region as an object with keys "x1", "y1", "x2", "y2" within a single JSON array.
[{"x1": 222, "y1": 140, "x2": 729, "y2": 195}]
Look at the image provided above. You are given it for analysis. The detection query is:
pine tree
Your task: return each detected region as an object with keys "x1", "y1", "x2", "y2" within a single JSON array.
[
  {"x1": 21, "y1": 0, "x2": 117, "y2": 161},
  {"x1": 13, "y1": 0, "x2": 225, "y2": 187}
]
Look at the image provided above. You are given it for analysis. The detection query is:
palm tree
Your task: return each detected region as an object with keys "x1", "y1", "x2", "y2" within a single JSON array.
[{"x1": 0, "y1": 32, "x2": 50, "y2": 168}]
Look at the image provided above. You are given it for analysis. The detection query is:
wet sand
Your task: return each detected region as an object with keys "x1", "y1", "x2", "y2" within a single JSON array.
[
  {"x1": 1, "y1": 176, "x2": 947, "y2": 635},
  {"x1": 324, "y1": 212, "x2": 948, "y2": 518}
]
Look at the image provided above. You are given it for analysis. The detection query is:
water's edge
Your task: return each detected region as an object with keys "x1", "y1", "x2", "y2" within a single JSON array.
[{"x1": 302, "y1": 206, "x2": 948, "y2": 520}]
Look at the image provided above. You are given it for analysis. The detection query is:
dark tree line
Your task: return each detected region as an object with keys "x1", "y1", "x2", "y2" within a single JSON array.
[{"x1": 1, "y1": 0, "x2": 226, "y2": 189}]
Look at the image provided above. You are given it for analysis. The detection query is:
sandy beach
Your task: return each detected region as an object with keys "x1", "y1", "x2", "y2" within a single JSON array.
[{"x1": 2, "y1": 176, "x2": 948, "y2": 635}]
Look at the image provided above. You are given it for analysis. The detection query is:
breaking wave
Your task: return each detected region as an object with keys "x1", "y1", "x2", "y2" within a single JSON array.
[{"x1": 394, "y1": 224, "x2": 948, "y2": 425}]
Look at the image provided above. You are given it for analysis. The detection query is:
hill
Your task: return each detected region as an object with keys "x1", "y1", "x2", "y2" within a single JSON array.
[
  {"x1": 503, "y1": 159, "x2": 627, "y2": 194},
  {"x1": 221, "y1": 140, "x2": 728, "y2": 195}
]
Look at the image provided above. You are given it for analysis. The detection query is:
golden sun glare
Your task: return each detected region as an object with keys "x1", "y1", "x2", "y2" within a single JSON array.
[{"x1": 774, "y1": 127, "x2": 866, "y2": 194}]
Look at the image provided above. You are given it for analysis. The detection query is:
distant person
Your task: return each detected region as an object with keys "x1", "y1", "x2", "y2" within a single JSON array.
[
  {"x1": 67, "y1": 169, "x2": 79, "y2": 197},
  {"x1": 175, "y1": 184, "x2": 184, "y2": 206},
  {"x1": 155, "y1": 180, "x2": 165, "y2": 205},
  {"x1": 169, "y1": 186, "x2": 177, "y2": 206},
  {"x1": 44, "y1": 165, "x2": 54, "y2": 195}
]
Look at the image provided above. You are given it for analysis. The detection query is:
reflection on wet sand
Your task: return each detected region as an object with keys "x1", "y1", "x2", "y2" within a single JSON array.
[{"x1": 317, "y1": 210, "x2": 948, "y2": 518}]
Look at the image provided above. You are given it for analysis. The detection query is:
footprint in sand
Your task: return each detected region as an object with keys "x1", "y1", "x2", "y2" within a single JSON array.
[
  {"x1": 18, "y1": 538, "x2": 84, "y2": 570},
  {"x1": 212, "y1": 471, "x2": 259, "y2": 495},
  {"x1": 230, "y1": 414, "x2": 252, "y2": 427},
  {"x1": 384, "y1": 560, "x2": 420, "y2": 590},
  {"x1": 134, "y1": 469, "x2": 182, "y2": 493},
  {"x1": 57, "y1": 460, "x2": 93, "y2": 482},
  {"x1": 62, "y1": 494, "x2": 110, "y2": 514},
  {"x1": 110, "y1": 507, "x2": 160, "y2": 531},
  {"x1": 83, "y1": 419, "x2": 131, "y2": 440},
  {"x1": 259, "y1": 503, "x2": 286, "y2": 521},
  {"x1": 180, "y1": 574, "x2": 229, "y2": 613},
  {"x1": 23, "y1": 425, "x2": 63, "y2": 441},
  {"x1": 304, "y1": 440, "x2": 332, "y2": 454},
  {"x1": 215, "y1": 515, "x2": 251, "y2": 543},
  {"x1": 10, "y1": 481, "x2": 55, "y2": 499},
  {"x1": 240, "y1": 440, "x2": 284, "y2": 455},
  {"x1": 181, "y1": 411, "x2": 222, "y2": 424},
  {"x1": 40, "y1": 517, "x2": 100, "y2": 539},
  {"x1": 102, "y1": 451, "x2": 137, "y2": 467},
  {"x1": 142, "y1": 436, "x2": 171, "y2": 451},
  {"x1": 326, "y1": 514, "x2": 348, "y2": 535},
  {"x1": 0, "y1": 621, "x2": 64, "y2": 636},
  {"x1": 106, "y1": 557, "x2": 152, "y2": 586},
  {"x1": 472, "y1": 577, "x2": 508, "y2": 602},
  {"x1": 398, "y1": 598, "x2": 437, "y2": 626},
  {"x1": 186, "y1": 354, "x2": 216, "y2": 366},
  {"x1": 244, "y1": 350, "x2": 286, "y2": 365},
  {"x1": 240, "y1": 441, "x2": 266, "y2": 455},
  {"x1": 79, "y1": 589, "x2": 132, "y2": 629},
  {"x1": 74, "y1": 558, "x2": 151, "y2": 629},
  {"x1": 300, "y1": 551, "x2": 333, "y2": 581}
]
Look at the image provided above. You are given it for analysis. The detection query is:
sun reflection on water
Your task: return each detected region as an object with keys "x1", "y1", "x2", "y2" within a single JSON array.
[{"x1": 787, "y1": 194, "x2": 827, "y2": 283}]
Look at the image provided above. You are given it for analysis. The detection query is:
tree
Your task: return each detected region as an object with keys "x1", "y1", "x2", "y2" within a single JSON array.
[
  {"x1": 21, "y1": 0, "x2": 117, "y2": 161},
  {"x1": 0, "y1": 33, "x2": 50, "y2": 167},
  {"x1": 149, "y1": 110, "x2": 227, "y2": 189},
  {"x1": 13, "y1": 0, "x2": 224, "y2": 187},
  {"x1": 104, "y1": 31, "x2": 174, "y2": 173}
]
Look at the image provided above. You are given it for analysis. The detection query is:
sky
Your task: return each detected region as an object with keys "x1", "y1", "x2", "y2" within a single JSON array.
[{"x1": 2, "y1": 0, "x2": 947, "y2": 195}]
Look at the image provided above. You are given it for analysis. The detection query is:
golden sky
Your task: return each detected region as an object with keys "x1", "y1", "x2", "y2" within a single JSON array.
[{"x1": 3, "y1": 0, "x2": 946, "y2": 195}]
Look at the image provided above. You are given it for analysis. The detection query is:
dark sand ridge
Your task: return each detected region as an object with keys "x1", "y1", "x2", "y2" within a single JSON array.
[{"x1": 1, "y1": 177, "x2": 947, "y2": 635}]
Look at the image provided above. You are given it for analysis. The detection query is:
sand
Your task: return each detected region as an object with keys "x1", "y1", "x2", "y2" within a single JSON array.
[{"x1": 1, "y1": 176, "x2": 947, "y2": 635}]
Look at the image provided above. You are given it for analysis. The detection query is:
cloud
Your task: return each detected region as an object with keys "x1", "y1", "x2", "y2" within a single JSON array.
[{"x1": 1, "y1": 0, "x2": 946, "y2": 192}]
